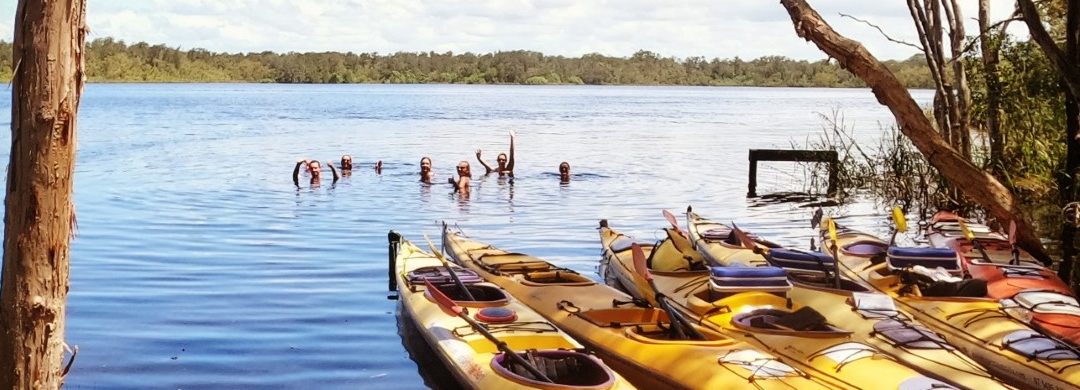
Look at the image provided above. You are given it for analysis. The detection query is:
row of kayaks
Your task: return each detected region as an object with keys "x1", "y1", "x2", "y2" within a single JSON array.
[{"x1": 388, "y1": 209, "x2": 1080, "y2": 389}]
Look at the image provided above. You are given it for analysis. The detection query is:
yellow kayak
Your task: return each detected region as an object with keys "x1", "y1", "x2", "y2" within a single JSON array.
[
  {"x1": 389, "y1": 231, "x2": 634, "y2": 390},
  {"x1": 600, "y1": 220, "x2": 987, "y2": 390},
  {"x1": 818, "y1": 222, "x2": 1080, "y2": 390},
  {"x1": 682, "y1": 211, "x2": 1010, "y2": 389},
  {"x1": 441, "y1": 227, "x2": 843, "y2": 390}
]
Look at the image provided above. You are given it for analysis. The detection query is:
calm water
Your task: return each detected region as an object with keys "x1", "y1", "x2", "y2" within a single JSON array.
[{"x1": 0, "y1": 84, "x2": 932, "y2": 389}]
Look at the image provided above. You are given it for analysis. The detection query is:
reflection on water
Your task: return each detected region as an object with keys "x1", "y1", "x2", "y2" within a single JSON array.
[
  {"x1": 0, "y1": 84, "x2": 932, "y2": 389},
  {"x1": 396, "y1": 305, "x2": 465, "y2": 390}
]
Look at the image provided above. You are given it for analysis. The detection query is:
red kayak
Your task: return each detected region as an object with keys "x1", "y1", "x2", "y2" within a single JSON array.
[{"x1": 926, "y1": 210, "x2": 1080, "y2": 347}]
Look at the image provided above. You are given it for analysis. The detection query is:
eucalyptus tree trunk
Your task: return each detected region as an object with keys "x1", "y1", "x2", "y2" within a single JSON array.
[
  {"x1": 979, "y1": 0, "x2": 1004, "y2": 177},
  {"x1": 778, "y1": 0, "x2": 1051, "y2": 264},
  {"x1": 907, "y1": 0, "x2": 972, "y2": 160},
  {"x1": 0, "y1": 1, "x2": 87, "y2": 388}
]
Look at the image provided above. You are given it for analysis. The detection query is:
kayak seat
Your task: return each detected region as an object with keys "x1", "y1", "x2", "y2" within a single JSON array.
[
  {"x1": 701, "y1": 227, "x2": 733, "y2": 242},
  {"x1": 407, "y1": 266, "x2": 482, "y2": 285},
  {"x1": 427, "y1": 282, "x2": 509, "y2": 304},
  {"x1": 709, "y1": 266, "x2": 791, "y2": 294},
  {"x1": 523, "y1": 270, "x2": 594, "y2": 286},
  {"x1": 1002, "y1": 329, "x2": 1080, "y2": 361},
  {"x1": 842, "y1": 241, "x2": 888, "y2": 257},
  {"x1": 886, "y1": 247, "x2": 960, "y2": 274},
  {"x1": 766, "y1": 249, "x2": 835, "y2": 274},
  {"x1": 493, "y1": 350, "x2": 615, "y2": 387},
  {"x1": 735, "y1": 308, "x2": 838, "y2": 333},
  {"x1": 920, "y1": 278, "x2": 987, "y2": 298},
  {"x1": 771, "y1": 307, "x2": 828, "y2": 331}
]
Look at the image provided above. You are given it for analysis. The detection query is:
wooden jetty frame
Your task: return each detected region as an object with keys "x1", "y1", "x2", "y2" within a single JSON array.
[{"x1": 747, "y1": 149, "x2": 838, "y2": 197}]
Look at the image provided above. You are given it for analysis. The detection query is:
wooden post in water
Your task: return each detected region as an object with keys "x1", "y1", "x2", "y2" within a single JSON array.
[{"x1": 747, "y1": 149, "x2": 838, "y2": 197}]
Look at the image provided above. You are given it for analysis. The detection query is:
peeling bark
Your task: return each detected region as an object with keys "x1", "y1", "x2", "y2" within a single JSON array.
[
  {"x1": 0, "y1": 1, "x2": 86, "y2": 389},
  {"x1": 779, "y1": 0, "x2": 1051, "y2": 263}
]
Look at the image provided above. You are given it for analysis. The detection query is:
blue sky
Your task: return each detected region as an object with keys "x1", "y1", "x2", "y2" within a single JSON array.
[{"x1": 0, "y1": 0, "x2": 1022, "y2": 60}]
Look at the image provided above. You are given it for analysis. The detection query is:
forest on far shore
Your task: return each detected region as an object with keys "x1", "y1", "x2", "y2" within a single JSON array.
[{"x1": 0, "y1": 38, "x2": 934, "y2": 88}]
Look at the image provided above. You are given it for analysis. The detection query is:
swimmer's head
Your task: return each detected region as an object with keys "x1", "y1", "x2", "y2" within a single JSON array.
[
  {"x1": 497, "y1": 153, "x2": 508, "y2": 169},
  {"x1": 559, "y1": 161, "x2": 570, "y2": 181},
  {"x1": 340, "y1": 155, "x2": 353, "y2": 170},
  {"x1": 308, "y1": 160, "x2": 322, "y2": 177},
  {"x1": 456, "y1": 161, "x2": 471, "y2": 177},
  {"x1": 420, "y1": 157, "x2": 432, "y2": 172}
]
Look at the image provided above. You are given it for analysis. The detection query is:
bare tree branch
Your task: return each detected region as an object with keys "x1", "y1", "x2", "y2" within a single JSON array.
[
  {"x1": 839, "y1": 13, "x2": 924, "y2": 51},
  {"x1": 778, "y1": 0, "x2": 1052, "y2": 264}
]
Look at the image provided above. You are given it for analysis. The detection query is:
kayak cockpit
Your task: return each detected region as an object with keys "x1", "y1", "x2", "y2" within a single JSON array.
[
  {"x1": 491, "y1": 350, "x2": 618, "y2": 389},
  {"x1": 423, "y1": 283, "x2": 511, "y2": 307},
  {"x1": 732, "y1": 307, "x2": 851, "y2": 335}
]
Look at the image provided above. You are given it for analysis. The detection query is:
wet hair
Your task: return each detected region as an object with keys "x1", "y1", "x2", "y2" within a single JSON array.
[
  {"x1": 420, "y1": 156, "x2": 432, "y2": 166},
  {"x1": 457, "y1": 160, "x2": 471, "y2": 176},
  {"x1": 559, "y1": 161, "x2": 570, "y2": 170},
  {"x1": 497, "y1": 153, "x2": 508, "y2": 161}
]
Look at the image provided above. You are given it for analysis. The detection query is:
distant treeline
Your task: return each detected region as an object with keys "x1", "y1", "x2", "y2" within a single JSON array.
[{"x1": 0, "y1": 38, "x2": 934, "y2": 88}]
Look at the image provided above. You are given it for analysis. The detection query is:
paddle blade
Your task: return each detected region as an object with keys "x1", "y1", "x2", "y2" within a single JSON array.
[
  {"x1": 1008, "y1": 221, "x2": 1017, "y2": 245},
  {"x1": 663, "y1": 209, "x2": 680, "y2": 230},
  {"x1": 425, "y1": 279, "x2": 464, "y2": 316},
  {"x1": 631, "y1": 243, "x2": 652, "y2": 281},
  {"x1": 958, "y1": 219, "x2": 975, "y2": 241},
  {"x1": 731, "y1": 223, "x2": 757, "y2": 250},
  {"x1": 827, "y1": 218, "x2": 839, "y2": 243},
  {"x1": 891, "y1": 206, "x2": 908, "y2": 232},
  {"x1": 663, "y1": 209, "x2": 687, "y2": 238}
]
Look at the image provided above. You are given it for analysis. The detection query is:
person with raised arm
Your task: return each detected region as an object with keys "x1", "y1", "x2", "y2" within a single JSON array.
[
  {"x1": 476, "y1": 129, "x2": 515, "y2": 176},
  {"x1": 293, "y1": 159, "x2": 339, "y2": 187}
]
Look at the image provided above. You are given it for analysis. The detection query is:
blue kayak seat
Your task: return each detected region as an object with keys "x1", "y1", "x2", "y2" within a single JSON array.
[
  {"x1": 766, "y1": 249, "x2": 836, "y2": 274},
  {"x1": 886, "y1": 247, "x2": 960, "y2": 274},
  {"x1": 709, "y1": 266, "x2": 791, "y2": 293}
]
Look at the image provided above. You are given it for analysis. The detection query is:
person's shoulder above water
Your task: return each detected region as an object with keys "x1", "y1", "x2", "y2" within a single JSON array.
[
  {"x1": 419, "y1": 156, "x2": 435, "y2": 183},
  {"x1": 449, "y1": 160, "x2": 471, "y2": 193}
]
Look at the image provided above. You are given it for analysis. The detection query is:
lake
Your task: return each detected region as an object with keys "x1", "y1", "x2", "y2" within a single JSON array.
[{"x1": 0, "y1": 84, "x2": 931, "y2": 389}]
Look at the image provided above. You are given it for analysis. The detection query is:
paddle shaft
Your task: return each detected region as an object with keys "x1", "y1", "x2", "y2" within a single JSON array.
[
  {"x1": 830, "y1": 242, "x2": 842, "y2": 289},
  {"x1": 425, "y1": 279, "x2": 553, "y2": 383},
  {"x1": 457, "y1": 305, "x2": 555, "y2": 383},
  {"x1": 426, "y1": 235, "x2": 476, "y2": 301}
]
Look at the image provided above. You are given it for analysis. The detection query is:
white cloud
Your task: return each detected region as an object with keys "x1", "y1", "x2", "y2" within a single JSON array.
[{"x1": 0, "y1": 0, "x2": 1026, "y2": 60}]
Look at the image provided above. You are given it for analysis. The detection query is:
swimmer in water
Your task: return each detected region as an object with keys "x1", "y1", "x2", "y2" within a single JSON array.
[
  {"x1": 559, "y1": 161, "x2": 570, "y2": 183},
  {"x1": 293, "y1": 159, "x2": 339, "y2": 186},
  {"x1": 476, "y1": 129, "x2": 515, "y2": 176},
  {"x1": 448, "y1": 160, "x2": 471, "y2": 194},
  {"x1": 419, "y1": 156, "x2": 435, "y2": 184}
]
